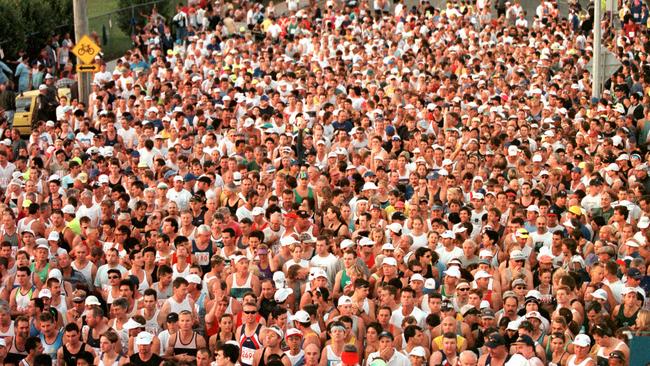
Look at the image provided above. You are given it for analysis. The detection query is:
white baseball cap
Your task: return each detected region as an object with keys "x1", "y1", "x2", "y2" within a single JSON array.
[
  {"x1": 135, "y1": 332, "x2": 154, "y2": 345},
  {"x1": 85, "y1": 296, "x2": 101, "y2": 306},
  {"x1": 444, "y1": 267, "x2": 461, "y2": 278},
  {"x1": 573, "y1": 334, "x2": 591, "y2": 348},
  {"x1": 592, "y1": 289, "x2": 608, "y2": 301},
  {"x1": 62, "y1": 205, "x2": 75, "y2": 215},
  {"x1": 124, "y1": 318, "x2": 145, "y2": 330},
  {"x1": 474, "y1": 270, "x2": 492, "y2": 280},
  {"x1": 338, "y1": 296, "x2": 353, "y2": 306},
  {"x1": 274, "y1": 288, "x2": 293, "y2": 302},
  {"x1": 291, "y1": 310, "x2": 311, "y2": 323},
  {"x1": 186, "y1": 274, "x2": 202, "y2": 284},
  {"x1": 409, "y1": 346, "x2": 426, "y2": 358},
  {"x1": 410, "y1": 274, "x2": 425, "y2": 283}
]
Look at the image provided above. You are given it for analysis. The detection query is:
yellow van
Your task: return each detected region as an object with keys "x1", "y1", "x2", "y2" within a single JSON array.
[{"x1": 14, "y1": 88, "x2": 71, "y2": 135}]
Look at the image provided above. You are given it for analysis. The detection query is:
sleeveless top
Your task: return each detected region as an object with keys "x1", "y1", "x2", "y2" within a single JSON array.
[
  {"x1": 83, "y1": 325, "x2": 101, "y2": 355},
  {"x1": 62, "y1": 342, "x2": 89, "y2": 366},
  {"x1": 224, "y1": 198, "x2": 240, "y2": 217},
  {"x1": 340, "y1": 269, "x2": 351, "y2": 291},
  {"x1": 173, "y1": 332, "x2": 198, "y2": 357},
  {"x1": 239, "y1": 323, "x2": 263, "y2": 366},
  {"x1": 595, "y1": 342, "x2": 626, "y2": 366},
  {"x1": 6, "y1": 336, "x2": 27, "y2": 365},
  {"x1": 71, "y1": 261, "x2": 93, "y2": 288},
  {"x1": 0, "y1": 322, "x2": 14, "y2": 339},
  {"x1": 29, "y1": 263, "x2": 50, "y2": 284},
  {"x1": 15, "y1": 287, "x2": 35, "y2": 312},
  {"x1": 286, "y1": 350, "x2": 305, "y2": 366},
  {"x1": 172, "y1": 263, "x2": 190, "y2": 280},
  {"x1": 166, "y1": 296, "x2": 192, "y2": 314},
  {"x1": 108, "y1": 176, "x2": 123, "y2": 192},
  {"x1": 615, "y1": 304, "x2": 639, "y2": 327},
  {"x1": 256, "y1": 263, "x2": 273, "y2": 282},
  {"x1": 485, "y1": 354, "x2": 511, "y2": 366},
  {"x1": 139, "y1": 308, "x2": 161, "y2": 335},
  {"x1": 324, "y1": 345, "x2": 341, "y2": 366},
  {"x1": 98, "y1": 353, "x2": 122, "y2": 366},
  {"x1": 128, "y1": 270, "x2": 150, "y2": 294},
  {"x1": 259, "y1": 347, "x2": 290, "y2": 366},
  {"x1": 567, "y1": 355, "x2": 592, "y2": 366},
  {"x1": 40, "y1": 330, "x2": 63, "y2": 362},
  {"x1": 191, "y1": 240, "x2": 214, "y2": 274},
  {"x1": 294, "y1": 187, "x2": 313, "y2": 205},
  {"x1": 104, "y1": 133, "x2": 119, "y2": 147},
  {"x1": 230, "y1": 272, "x2": 253, "y2": 301}
]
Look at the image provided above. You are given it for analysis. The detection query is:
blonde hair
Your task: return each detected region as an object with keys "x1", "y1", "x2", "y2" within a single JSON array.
[{"x1": 636, "y1": 309, "x2": 650, "y2": 333}]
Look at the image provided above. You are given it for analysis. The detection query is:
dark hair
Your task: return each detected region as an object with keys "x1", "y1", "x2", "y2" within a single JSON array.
[
  {"x1": 25, "y1": 336, "x2": 41, "y2": 353},
  {"x1": 404, "y1": 325, "x2": 422, "y2": 343},
  {"x1": 172, "y1": 277, "x2": 188, "y2": 288},
  {"x1": 64, "y1": 323, "x2": 80, "y2": 333}
]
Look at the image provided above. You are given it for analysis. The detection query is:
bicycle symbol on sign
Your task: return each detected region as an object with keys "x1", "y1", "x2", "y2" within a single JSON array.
[{"x1": 77, "y1": 44, "x2": 95, "y2": 56}]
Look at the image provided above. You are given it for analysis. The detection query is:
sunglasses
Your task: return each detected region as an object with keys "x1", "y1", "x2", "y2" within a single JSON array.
[
  {"x1": 244, "y1": 310, "x2": 257, "y2": 314},
  {"x1": 109, "y1": 276, "x2": 119, "y2": 279},
  {"x1": 458, "y1": 287, "x2": 470, "y2": 292}
]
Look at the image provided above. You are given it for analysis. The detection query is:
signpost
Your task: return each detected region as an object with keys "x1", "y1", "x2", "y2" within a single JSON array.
[
  {"x1": 71, "y1": 35, "x2": 101, "y2": 65},
  {"x1": 76, "y1": 64, "x2": 101, "y2": 73},
  {"x1": 72, "y1": 0, "x2": 98, "y2": 105}
]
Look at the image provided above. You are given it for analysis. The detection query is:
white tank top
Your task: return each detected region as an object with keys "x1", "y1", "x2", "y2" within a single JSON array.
[
  {"x1": 53, "y1": 295, "x2": 68, "y2": 323},
  {"x1": 166, "y1": 296, "x2": 192, "y2": 314},
  {"x1": 139, "y1": 308, "x2": 161, "y2": 335},
  {"x1": 128, "y1": 270, "x2": 150, "y2": 294},
  {"x1": 71, "y1": 261, "x2": 94, "y2": 287},
  {"x1": 15, "y1": 287, "x2": 34, "y2": 312},
  {"x1": 0, "y1": 322, "x2": 14, "y2": 338},
  {"x1": 172, "y1": 263, "x2": 190, "y2": 280},
  {"x1": 567, "y1": 355, "x2": 592, "y2": 366}
]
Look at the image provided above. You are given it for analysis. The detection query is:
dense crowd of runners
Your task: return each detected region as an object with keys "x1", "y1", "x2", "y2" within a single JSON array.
[{"x1": 0, "y1": 0, "x2": 649, "y2": 365}]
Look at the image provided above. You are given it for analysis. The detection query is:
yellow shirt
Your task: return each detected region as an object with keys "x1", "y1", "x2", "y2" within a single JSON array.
[{"x1": 433, "y1": 335, "x2": 465, "y2": 353}]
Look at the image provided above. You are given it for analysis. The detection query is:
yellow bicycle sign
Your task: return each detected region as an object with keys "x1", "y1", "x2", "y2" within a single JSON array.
[{"x1": 72, "y1": 35, "x2": 102, "y2": 65}]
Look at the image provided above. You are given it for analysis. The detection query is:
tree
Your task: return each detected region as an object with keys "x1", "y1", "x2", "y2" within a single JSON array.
[
  {"x1": 116, "y1": 0, "x2": 174, "y2": 35},
  {"x1": 0, "y1": 0, "x2": 27, "y2": 59},
  {"x1": 17, "y1": 0, "x2": 57, "y2": 53}
]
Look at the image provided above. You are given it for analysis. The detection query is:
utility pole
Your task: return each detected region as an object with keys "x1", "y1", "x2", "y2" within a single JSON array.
[
  {"x1": 592, "y1": 0, "x2": 602, "y2": 99},
  {"x1": 73, "y1": 0, "x2": 91, "y2": 105}
]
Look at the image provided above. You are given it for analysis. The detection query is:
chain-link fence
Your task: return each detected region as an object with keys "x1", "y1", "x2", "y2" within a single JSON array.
[{"x1": 88, "y1": 0, "x2": 176, "y2": 60}]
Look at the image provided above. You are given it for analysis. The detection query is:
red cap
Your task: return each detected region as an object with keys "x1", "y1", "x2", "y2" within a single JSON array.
[{"x1": 341, "y1": 351, "x2": 359, "y2": 365}]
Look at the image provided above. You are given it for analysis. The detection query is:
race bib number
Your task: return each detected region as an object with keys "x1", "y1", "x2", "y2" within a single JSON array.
[
  {"x1": 195, "y1": 251, "x2": 209, "y2": 266},
  {"x1": 241, "y1": 347, "x2": 255, "y2": 366}
]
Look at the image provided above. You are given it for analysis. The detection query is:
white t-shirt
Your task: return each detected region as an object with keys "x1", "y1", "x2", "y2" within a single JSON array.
[
  {"x1": 390, "y1": 306, "x2": 427, "y2": 329},
  {"x1": 436, "y1": 245, "x2": 464, "y2": 266},
  {"x1": 310, "y1": 253, "x2": 339, "y2": 284}
]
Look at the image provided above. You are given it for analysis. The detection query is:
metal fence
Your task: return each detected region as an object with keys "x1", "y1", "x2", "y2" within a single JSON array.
[{"x1": 88, "y1": 0, "x2": 175, "y2": 60}]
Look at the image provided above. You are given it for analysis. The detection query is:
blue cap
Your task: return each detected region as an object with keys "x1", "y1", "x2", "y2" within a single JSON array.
[
  {"x1": 261, "y1": 95, "x2": 269, "y2": 101},
  {"x1": 363, "y1": 171, "x2": 376, "y2": 177},
  {"x1": 184, "y1": 173, "x2": 197, "y2": 181},
  {"x1": 426, "y1": 172, "x2": 439, "y2": 180},
  {"x1": 385, "y1": 125, "x2": 395, "y2": 135},
  {"x1": 130, "y1": 151, "x2": 140, "y2": 158},
  {"x1": 163, "y1": 170, "x2": 177, "y2": 180}
]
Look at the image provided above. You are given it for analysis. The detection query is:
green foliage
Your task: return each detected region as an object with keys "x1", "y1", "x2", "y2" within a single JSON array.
[
  {"x1": 17, "y1": 0, "x2": 57, "y2": 49},
  {"x1": 0, "y1": 0, "x2": 73, "y2": 59},
  {"x1": 51, "y1": 0, "x2": 75, "y2": 30},
  {"x1": 116, "y1": 0, "x2": 173, "y2": 35},
  {"x1": 0, "y1": 0, "x2": 27, "y2": 58}
]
